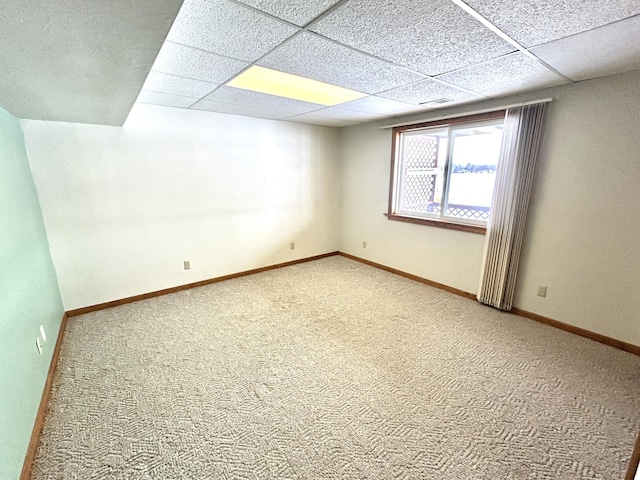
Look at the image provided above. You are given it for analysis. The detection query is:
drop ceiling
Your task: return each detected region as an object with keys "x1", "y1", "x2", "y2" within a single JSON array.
[
  {"x1": 137, "y1": 0, "x2": 640, "y2": 127},
  {"x1": 1, "y1": 1, "x2": 639, "y2": 127}
]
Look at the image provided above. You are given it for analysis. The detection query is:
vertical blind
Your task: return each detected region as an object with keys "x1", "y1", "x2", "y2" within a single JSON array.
[{"x1": 477, "y1": 102, "x2": 548, "y2": 310}]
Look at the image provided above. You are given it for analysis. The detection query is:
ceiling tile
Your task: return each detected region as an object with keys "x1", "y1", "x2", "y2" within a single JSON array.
[
  {"x1": 286, "y1": 116, "x2": 360, "y2": 128},
  {"x1": 201, "y1": 86, "x2": 325, "y2": 116},
  {"x1": 167, "y1": 0, "x2": 299, "y2": 62},
  {"x1": 310, "y1": 0, "x2": 515, "y2": 76},
  {"x1": 143, "y1": 72, "x2": 217, "y2": 98},
  {"x1": 191, "y1": 99, "x2": 292, "y2": 119},
  {"x1": 137, "y1": 91, "x2": 197, "y2": 108},
  {"x1": 529, "y1": 15, "x2": 640, "y2": 81},
  {"x1": 462, "y1": 0, "x2": 640, "y2": 47},
  {"x1": 437, "y1": 53, "x2": 568, "y2": 97},
  {"x1": 378, "y1": 79, "x2": 482, "y2": 105},
  {"x1": 337, "y1": 96, "x2": 425, "y2": 116},
  {"x1": 234, "y1": 0, "x2": 341, "y2": 26},
  {"x1": 258, "y1": 32, "x2": 425, "y2": 95},
  {"x1": 152, "y1": 41, "x2": 249, "y2": 84},
  {"x1": 289, "y1": 107, "x2": 383, "y2": 122}
]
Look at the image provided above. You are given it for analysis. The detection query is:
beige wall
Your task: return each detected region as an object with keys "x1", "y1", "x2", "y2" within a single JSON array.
[
  {"x1": 339, "y1": 69, "x2": 640, "y2": 347},
  {"x1": 23, "y1": 104, "x2": 340, "y2": 310}
]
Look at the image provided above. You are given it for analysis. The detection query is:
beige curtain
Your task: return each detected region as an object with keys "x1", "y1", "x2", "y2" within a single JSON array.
[{"x1": 477, "y1": 102, "x2": 548, "y2": 310}]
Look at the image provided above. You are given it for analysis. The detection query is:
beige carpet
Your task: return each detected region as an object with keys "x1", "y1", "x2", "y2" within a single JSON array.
[{"x1": 33, "y1": 256, "x2": 640, "y2": 479}]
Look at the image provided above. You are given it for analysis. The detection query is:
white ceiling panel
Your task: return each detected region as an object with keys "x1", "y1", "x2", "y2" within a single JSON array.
[
  {"x1": 167, "y1": 0, "x2": 299, "y2": 62},
  {"x1": 438, "y1": 53, "x2": 569, "y2": 97},
  {"x1": 189, "y1": 99, "x2": 250, "y2": 115},
  {"x1": 258, "y1": 32, "x2": 425, "y2": 95},
  {"x1": 310, "y1": 0, "x2": 515, "y2": 76},
  {"x1": 201, "y1": 86, "x2": 325, "y2": 116},
  {"x1": 337, "y1": 96, "x2": 425, "y2": 116},
  {"x1": 234, "y1": 0, "x2": 341, "y2": 26},
  {"x1": 143, "y1": 72, "x2": 218, "y2": 98},
  {"x1": 191, "y1": 98, "x2": 295, "y2": 119},
  {"x1": 378, "y1": 79, "x2": 483, "y2": 105},
  {"x1": 0, "y1": 0, "x2": 183, "y2": 125},
  {"x1": 137, "y1": 91, "x2": 197, "y2": 108},
  {"x1": 152, "y1": 41, "x2": 249, "y2": 84},
  {"x1": 286, "y1": 116, "x2": 359, "y2": 127},
  {"x1": 462, "y1": 0, "x2": 640, "y2": 47},
  {"x1": 530, "y1": 16, "x2": 640, "y2": 82},
  {"x1": 288, "y1": 107, "x2": 383, "y2": 122}
]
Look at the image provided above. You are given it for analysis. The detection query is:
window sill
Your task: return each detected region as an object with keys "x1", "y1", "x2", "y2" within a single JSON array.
[{"x1": 385, "y1": 213, "x2": 487, "y2": 235}]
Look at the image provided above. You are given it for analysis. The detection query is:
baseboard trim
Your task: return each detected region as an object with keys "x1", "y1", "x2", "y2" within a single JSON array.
[
  {"x1": 338, "y1": 252, "x2": 476, "y2": 300},
  {"x1": 67, "y1": 252, "x2": 340, "y2": 317},
  {"x1": 65, "y1": 249, "x2": 640, "y2": 355},
  {"x1": 20, "y1": 313, "x2": 68, "y2": 480},
  {"x1": 17, "y1": 252, "x2": 640, "y2": 479},
  {"x1": 339, "y1": 252, "x2": 640, "y2": 357},
  {"x1": 511, "y1": 307, "x2": 640, "y2": 356},
  {"x1": 626, "y1": 430, "x2": 640, "y2": 480}
]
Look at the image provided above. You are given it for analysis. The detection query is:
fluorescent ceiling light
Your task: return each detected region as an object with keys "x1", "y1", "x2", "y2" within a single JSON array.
[{"x1": 226, "y1": 65, "x2": 367, "y2": 106}]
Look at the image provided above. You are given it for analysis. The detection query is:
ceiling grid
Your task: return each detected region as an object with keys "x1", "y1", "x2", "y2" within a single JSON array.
[
  {"x1": 1, "y1": 1, "x2": 639, "y2": 126},
  {"x1": 134, "y1": 0, "x2": 640, "y2": 126}
]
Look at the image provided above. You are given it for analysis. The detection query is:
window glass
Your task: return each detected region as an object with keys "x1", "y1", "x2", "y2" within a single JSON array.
[
  {"x1": 445, "y1": 124, "x2": 503, "y2": 222},
  {"x1": 389, "y1": 113, "x2": 505, "y2": 232}
]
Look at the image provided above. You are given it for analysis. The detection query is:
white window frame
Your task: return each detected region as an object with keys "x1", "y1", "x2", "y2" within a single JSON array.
[{"x1": 387, "y1": 111, "x2": 506, "y2": 235}]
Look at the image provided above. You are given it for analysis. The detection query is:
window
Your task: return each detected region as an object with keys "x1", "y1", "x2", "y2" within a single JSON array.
[{"x1": 387, "y1": 111, "x2": 506, "y2": 234}]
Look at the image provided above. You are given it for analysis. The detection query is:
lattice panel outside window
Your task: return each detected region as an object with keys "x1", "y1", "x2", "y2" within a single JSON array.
[
  {"x1": 432, "y1": 204, "x2": 491, "y2": 220},
  {"x1": 400, "y1": 135, "x2": 439, "y2": 212}
]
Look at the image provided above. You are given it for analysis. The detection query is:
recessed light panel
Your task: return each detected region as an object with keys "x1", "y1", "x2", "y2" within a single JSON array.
[{"x1": 226, "y1": 66, "x2": 367, "y2": 106}]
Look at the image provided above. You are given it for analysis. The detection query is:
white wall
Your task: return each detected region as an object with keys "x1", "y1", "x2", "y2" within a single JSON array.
[
  {"x1": 338, "y1": 121, "x2": 487, "y2": 294},
  {"x1": 23, "y1": 104, "x2": 340, "y2": 310},
  {"x1": 339, "y1": 69, "x2": 640, "y2": 347},
  {"x1": 22, "y1": 71, "x2": 640, "y2": 346}
]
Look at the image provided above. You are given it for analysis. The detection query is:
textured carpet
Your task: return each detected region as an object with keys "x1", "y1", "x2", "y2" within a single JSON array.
[{"x1": 33, "y1": 256, "x2": 640, "y2": 479}]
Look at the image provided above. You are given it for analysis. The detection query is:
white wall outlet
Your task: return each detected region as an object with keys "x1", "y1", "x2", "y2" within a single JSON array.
[
  {"x1": 36, "y1": 338, "x2": 43, "y2": 356},
  {"x1": 537, "y1": 286, "x2": 547, "y2": 297},
  {"x1": 39, "y1": 325, "x2": 46, "y2": 342},
  {"x1": 290, "y1": 242, "x2": 295, "y2": 250},
  {"x1": 362, "y1": 241, "x2": 367, "y2": 248},
  {"x1": 184, "y1": 260, "x2": 190, "y2": 270}
]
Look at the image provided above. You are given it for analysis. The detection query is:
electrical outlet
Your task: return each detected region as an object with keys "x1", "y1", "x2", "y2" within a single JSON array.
[
  {"x1": 290, "y1": 242, "x2": 295, "y2": 250},
  {"x1": 39, "y1": 325, "x2": 47, "y2": 342},
  {"x1": 184, "y1": 261, "x2": 191, "y2": 270},
  {"x1": 36, "y1": 338, "x2": 43, "y2": 356},
  {"x1": 537, "y1": 286, "x2": 547, "y2": 297},
  {"x1": 362, "y1": 241, "x2": 367, "y2": 248}
]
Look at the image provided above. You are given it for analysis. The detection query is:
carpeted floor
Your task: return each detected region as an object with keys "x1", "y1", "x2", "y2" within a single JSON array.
[{"x1": 32, "y1": 256, "x2": 640, "y2": 479}]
